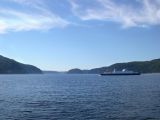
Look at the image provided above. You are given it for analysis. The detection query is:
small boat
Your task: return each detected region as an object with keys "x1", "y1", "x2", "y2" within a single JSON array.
[{"x1": 100, "y1": 69, "x2": 141, "y2": 76}]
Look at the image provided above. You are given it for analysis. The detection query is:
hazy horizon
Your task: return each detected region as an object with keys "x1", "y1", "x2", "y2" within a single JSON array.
[{"x1": 0, "y1": 0, "x2": 160, "y2": 71}]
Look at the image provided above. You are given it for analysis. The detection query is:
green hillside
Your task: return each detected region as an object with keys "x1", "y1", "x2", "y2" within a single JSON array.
[
  {"x1": 0, "y1": 55, "x2": 42, "y2": 74},
  {"x1": 68, "y1": 59, "x2": 160, "y2": 74}
]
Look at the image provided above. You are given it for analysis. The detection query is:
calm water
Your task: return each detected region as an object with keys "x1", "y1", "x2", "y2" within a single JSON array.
[{"x1": 0, "y1": 74, "x2": 160, "y2": 120}]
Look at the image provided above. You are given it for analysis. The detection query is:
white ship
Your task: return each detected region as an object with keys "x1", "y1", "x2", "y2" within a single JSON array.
[{"x1": 101, "y1": 69, "x2": 141, "y2": 76}]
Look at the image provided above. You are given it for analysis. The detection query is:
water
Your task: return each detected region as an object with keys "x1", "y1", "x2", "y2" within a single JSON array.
[{"x1": 0, "y1": 74, "x2": 160, "y2": 120}]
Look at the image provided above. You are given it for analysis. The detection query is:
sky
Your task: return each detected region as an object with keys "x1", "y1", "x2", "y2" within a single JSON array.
[{"x1": 0, "y1": 0, "x2": 160, "y2": 71}]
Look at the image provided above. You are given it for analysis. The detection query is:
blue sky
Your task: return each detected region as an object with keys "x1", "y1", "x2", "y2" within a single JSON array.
[{"x1": 0, "y1": 0, "x2": 160, "y2": 71}]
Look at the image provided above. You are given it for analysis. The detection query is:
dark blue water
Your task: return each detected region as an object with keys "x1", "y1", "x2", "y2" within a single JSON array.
[{"x1": 0, "y1": 74, "x2": 160, "y2": 120}]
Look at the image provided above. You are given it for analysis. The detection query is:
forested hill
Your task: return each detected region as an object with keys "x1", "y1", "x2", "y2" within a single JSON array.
[
  {"x1": 68, "y1": 59, "x2": 160, "y2": 74},
  {"x1": 0, "y1": 55, "x2": 42, "y2": 74}
]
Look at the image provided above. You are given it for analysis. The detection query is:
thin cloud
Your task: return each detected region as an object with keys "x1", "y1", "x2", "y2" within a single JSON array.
[
  {"x1": 70, "y1": 0, "x2": 160, "y2": 28},
  {"x1": 0, "y1": 0, "x2": 69, "y2": 33}
]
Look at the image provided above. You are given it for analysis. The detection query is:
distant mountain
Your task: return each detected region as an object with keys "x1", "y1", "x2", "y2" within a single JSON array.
[
  {"x1": 43, "y1": 71, "x2": 66, "y2": 74},
  {"x1": 68, "y1": 68, "x2": 84, "y2": 74},
  {"x1": 43, "y1": 71, "x2": 59, "y2": 74},
  {"x1": 67, "y1": 59, "x2": 160, "y2": 74},
  {"x1": 0, "y1": 55, "x2": 42, "y2": 74}
]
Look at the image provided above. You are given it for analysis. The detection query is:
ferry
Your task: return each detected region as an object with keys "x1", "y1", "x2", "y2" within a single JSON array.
[{"x1": 100, "y1": 69, "x2": 141, "y2": 76}]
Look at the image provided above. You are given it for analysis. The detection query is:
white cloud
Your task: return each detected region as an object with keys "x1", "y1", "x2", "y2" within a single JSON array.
[
  {"x1": 70, "y1": 0, "x2": 160, "y2": 27},
  {"x1": 0, "y1": 0, "x2": 69, "y2": 33}
]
